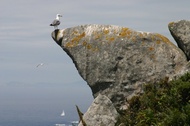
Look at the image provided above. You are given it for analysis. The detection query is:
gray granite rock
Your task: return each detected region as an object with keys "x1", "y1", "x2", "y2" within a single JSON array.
[
  {"x1": 51, "y1": 24, "x2": 187, "y2": 110},
  {"x1": 168, "y1": 20, "x2": 190, "y2": 60},
  {"x1": 78, "y1": 94, "x2": 119, "y2": 126}
]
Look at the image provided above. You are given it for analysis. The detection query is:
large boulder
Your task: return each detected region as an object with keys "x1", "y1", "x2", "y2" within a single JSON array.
[
  {"x1": 78, "y1": 94, "x2": 119, "y2": 126},
  {"x1": 168, "y1": 20, "x2": 190, "y2": 60},
  {"x1": 51, "y1": 24, "x2": 187, "y2": 110}
]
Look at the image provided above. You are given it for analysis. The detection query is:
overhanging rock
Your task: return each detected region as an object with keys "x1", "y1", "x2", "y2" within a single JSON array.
[{"x1": 51, "y1": 24, "x2": 188, "y2": 110}]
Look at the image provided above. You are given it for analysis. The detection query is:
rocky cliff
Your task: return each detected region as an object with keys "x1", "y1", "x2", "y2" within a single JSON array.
[
  {"x1": 169, "y1": 20, "x2": 190, "y2": 60},
  {"x1": 51, "y1": 21, "x2": 190, "y2": 125}
]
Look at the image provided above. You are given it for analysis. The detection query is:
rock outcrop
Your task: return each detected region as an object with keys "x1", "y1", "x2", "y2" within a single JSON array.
[
  {"x1": 78, "y1": 94, "x2": 119, "y2": 126},
  {"x1": 168, "y1": 20, "x2": 190, "y2": 60},
  {"x1": 51, "y1": 24, "x2": 188, "y2": 110}
]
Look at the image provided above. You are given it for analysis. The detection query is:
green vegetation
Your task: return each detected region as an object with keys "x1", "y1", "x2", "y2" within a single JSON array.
[{"x1": 116, "y1": 73, "x2": 190, "y2": 126}]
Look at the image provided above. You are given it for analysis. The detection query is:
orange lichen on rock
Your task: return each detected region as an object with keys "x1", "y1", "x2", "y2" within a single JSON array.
[
  {"x1": 65, "y1": 41, "x2": 75, "y2": 48},
  {"x1": 155, "y1": 33, "x2": 170, "y2": 44},
  {"x1": 82, "y1": 41, "x2": 98, "y2": 51},
  {"x1": 65, "y1": 31, "x2": 99, "y2": 51},
  {"x1": 156, "y1": 41, "x2": 161, "y2": 44},
  {"x1": 65, "y1": 32, "x2": 86, "y2": 48},
  {"x1": 103, "y1": 29, "x2": 109, "y2": 34},
  {"x1": 168, "y1": 22, "x2": 174, "y2": 27},
  {"x1": 106, "y1": 36, "x2": 115, "y2": 42},
  {"x1": 109, "y1": 37, "x2": 115, "y2": 41},
  {"x1": 86, "y1": 44, "x2": 92, "y2": 49},
  {"x1": 119, "y1": 27, "x2": 131, "y2": 38},
  {"x1": 93, "y1": 32, "x2": 102, "y2": 40},
  {"x1": 71, "y1": 32, "x2": 85, "y2": 43},
  {"x1": 82, "y1": 41, "x2": 87, "y2": 46},
  {"x1": 149, "y1": 47, "x2": 154, "y2": 51}
]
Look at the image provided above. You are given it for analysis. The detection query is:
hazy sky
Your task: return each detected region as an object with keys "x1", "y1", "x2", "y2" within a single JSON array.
[{"x1": 0, "y1": 0, "x2": 190, "y2": 124}]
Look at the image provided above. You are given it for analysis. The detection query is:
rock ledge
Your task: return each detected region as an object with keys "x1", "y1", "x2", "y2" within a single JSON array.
[{"x1": 52, "y1": 24, "x2": 187, "y2": 110}]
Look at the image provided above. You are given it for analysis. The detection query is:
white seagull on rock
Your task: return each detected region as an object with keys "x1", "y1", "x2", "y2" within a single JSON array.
[{"x1": 50, "y1": 14, "x2": 62, "y2": 29}]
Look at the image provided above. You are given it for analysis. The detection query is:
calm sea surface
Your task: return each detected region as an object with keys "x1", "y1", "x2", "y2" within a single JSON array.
[{"x1": 0, "y1": 83, "x2": 93, "y2": 126}]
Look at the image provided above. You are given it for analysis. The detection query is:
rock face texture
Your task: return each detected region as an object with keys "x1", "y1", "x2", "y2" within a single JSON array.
[
  {"x1": 168, "y1": 20, "x2": 190, "y2": 60},
  {"x1": 78, "y1": 94, "x2": 118, "y2": 126},
  {"x1": 52, "y1": 24, "x2": 188, "y2": 110}
]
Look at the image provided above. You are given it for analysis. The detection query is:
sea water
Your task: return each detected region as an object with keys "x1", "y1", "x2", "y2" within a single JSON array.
[
  {"x1": 0, "y1": 121, "x2": 77, "y2": 126},
  {"x1": 0, "y1": 81, "x2": 92, "y2": 126}
]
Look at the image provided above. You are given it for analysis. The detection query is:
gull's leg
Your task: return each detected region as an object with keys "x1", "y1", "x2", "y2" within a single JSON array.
[{"x1": 54, "y1": 26, "x2": 58, "y2": 30}]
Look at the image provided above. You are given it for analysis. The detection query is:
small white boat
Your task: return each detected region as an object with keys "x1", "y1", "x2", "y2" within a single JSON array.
[{"x1": 61, "y1": 110, "x2": 65, "y2": 116}]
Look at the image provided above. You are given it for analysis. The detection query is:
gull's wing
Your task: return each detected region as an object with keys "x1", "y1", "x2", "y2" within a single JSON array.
[{"x1": 50, "y1": 19, "x2": 60, "y2": 26}]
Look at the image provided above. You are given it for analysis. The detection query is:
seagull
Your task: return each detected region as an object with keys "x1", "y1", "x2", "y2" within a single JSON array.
[
  {"x1": 36, "y1": 63, "x2": 44, "y2": 67},
  {"x1": 50, "y1": 14, "x2": 62, "y2": 29}
]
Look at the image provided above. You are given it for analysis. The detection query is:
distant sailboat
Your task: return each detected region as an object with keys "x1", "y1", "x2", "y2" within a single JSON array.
[
  {"x1": 54, "y1": 110, "x2": 66, "y2": 126},
  {"x1": 61, "y1": 110, "x2": 65, "y2": 116}
]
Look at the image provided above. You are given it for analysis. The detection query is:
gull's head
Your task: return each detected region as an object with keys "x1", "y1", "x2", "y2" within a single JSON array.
[
  {"x1": 56, "y1": 14, "x2": 62, "y2": 20},
  {"x1": 56, "y1": 14, "x2": 62, "y2": 17}
]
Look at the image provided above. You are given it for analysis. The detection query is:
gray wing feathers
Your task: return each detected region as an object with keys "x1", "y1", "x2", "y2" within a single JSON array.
[{"x1": 50, "y1": 19, "x2": 60, "y2": 26}]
